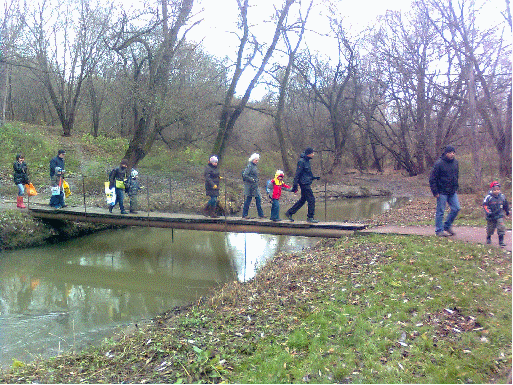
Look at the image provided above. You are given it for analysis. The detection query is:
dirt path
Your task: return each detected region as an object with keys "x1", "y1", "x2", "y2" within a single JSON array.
[{"x1": 361, "y1": 225, "x2": 512, "y2": 252}]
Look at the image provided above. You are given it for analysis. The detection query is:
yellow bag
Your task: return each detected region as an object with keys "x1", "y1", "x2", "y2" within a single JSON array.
[
  {"x1": 25, "y1": 183, "x2": 37, "y2": 196},
  {"x1": 62, "y1": 180, "x2": 71, "y2": 198},
  {"x1": 115, "y1": 180, "x2": 125, "y2": 189}
]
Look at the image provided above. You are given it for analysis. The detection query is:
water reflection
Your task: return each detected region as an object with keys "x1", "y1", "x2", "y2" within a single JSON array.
[{"x1": 0, "y1": 228, "x2": 314, "y2": 368}]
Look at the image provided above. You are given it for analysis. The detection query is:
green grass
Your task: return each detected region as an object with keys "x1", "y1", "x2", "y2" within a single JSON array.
[{"x1": 232, "y1": 235, "x2": 511, "y2": 384}]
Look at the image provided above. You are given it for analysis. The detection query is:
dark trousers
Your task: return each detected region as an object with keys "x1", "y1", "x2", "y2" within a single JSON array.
[{"x1": 287, "y1": 184, "x2": 315, "y2": 218}]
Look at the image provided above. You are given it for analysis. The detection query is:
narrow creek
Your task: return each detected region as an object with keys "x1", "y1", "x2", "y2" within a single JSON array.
[{"x1": 0, "y1": 196, "x2": 409, "y2": 368}]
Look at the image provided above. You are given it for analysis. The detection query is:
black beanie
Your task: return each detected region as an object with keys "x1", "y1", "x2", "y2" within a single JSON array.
[
  {"x1": 304, "y1": 147, "x2": 314, "y2": 155},
  {"x1": 443, "y1": 145, "x2": 455, "y2": 154}
]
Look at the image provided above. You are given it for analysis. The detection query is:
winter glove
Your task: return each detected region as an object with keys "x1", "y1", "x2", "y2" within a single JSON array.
[
  {"x1": 213, "y1": 185, "x2": 218, "y2": 189},
  {"x1": 292, "y1": 185, "x2": 298, "y2": 193}
]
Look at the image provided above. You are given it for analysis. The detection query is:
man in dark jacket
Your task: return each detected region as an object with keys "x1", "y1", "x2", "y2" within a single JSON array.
[
  {"x1": 50, "y1": 149, "x2": 66, "y2": 178},
  {"x1": 108, "y1": 159, "x2": 129, "y2": 214},
  {"x1": 285, "y1": 148, "x2": 320, "y2": 223},
  {"x1": 429, "y1": 145, "x2": 460, "y2": 236}
]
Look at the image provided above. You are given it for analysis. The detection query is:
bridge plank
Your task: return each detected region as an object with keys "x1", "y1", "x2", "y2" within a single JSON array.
[{"x1": 27, "y1": 204, "x2": 367, "y2": 237}]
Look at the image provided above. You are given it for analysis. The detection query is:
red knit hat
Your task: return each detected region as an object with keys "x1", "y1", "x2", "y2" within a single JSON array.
[{"x1": 490, "y1": 181, "x2": 500, "y2": 189}]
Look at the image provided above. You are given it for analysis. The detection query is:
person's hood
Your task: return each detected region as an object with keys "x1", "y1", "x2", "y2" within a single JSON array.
[
  {"x1": 273, "y1": 170, "x2": 285, "y2": 186},
  {"x1": 441, "y1": 145, "x2": 456, "y2": 161}
]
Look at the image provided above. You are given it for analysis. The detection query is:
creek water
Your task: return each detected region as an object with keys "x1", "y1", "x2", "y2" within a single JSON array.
[{"x1": 0, "y1": 196, "x2": 409, "y2": 368}]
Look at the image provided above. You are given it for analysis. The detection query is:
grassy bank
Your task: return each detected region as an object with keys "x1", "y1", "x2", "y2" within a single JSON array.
[{"x1": 0, "y1": 232, "x2": 510, "y2": 383}]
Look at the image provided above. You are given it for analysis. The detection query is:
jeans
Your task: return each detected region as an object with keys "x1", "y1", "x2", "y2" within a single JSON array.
[
  {"x1": 270, "y1": 199, "x2": 280, "y2": 220},
  {"x1": 287, "y1": 184, "x2": 315, "y2": 218},
  {"x1": 242, "y1": 195, "x2": 264, "y2": 217},
  {"x1": 17, "y1": 183, "x2": 25, "y2": 196},
  {"x1": 208, "y1": 195, "x2": 218, "y2": 208},
  {"x1": 435, "y1": 193, "x2": 460, "y2": 233},
  {"x1": 114, "y1": 188, "x2": 125, "y2": 212}
]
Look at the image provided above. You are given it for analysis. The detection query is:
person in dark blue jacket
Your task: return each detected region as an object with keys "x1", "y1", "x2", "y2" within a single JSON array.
[
  {"x1": 429, "y1": 145, "x2": 460, "y2": 237},
  {"x1": 49, "y1": 149, "x2": 67, "y2": 208},
  {"x1": 285, "y1": 148, "x2": 321, "y2": 223}
]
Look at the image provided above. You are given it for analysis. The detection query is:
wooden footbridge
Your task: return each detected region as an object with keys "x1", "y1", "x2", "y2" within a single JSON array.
[{"x1": 28, "y1": 204, "x2": 367, "y2": 238}]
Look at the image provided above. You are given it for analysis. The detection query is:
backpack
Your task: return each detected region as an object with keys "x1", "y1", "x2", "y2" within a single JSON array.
[{"x1": 266, "y1": 179, "x2": 274, "y2": 199}]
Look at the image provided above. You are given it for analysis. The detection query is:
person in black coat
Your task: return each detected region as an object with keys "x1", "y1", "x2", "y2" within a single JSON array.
[
  {"x1": 13, "y1": 153, "x2": 29, "y2": 208},
  {"x1": 429, "y1": 145, "x2": 460, "y2": 236},
  {"x1": 108, "y1": 159, "x2": 129, "y2": 214},
  {"x1": 285, "y1": 147, "x2": 321, "y2": 223},
  {"x1": 203, "y1": 156, "x2": 220, "y2": 218}
]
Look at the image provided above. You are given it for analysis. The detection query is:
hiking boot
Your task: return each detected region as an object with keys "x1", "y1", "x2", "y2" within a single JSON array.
[
  {"x1": 486, "y1": 236, "x2": 491, "y2": 244},
  {"x1": 436, "y1": 231, "x2": 448, "y2": 237},
  {"x1": 108, "y1": 205, "x2": 113, "y2": 213},
  {"x1": 271, "y1": 218, "x2": 281, "y2": 222},
  {"x1": 307, "y1": 217, "x2": 319, "y2": 223},
  {"x1": 121, "y1": 210, "x2": 128, "y2": 214},
  {"x1": 499, "y1": 235, "x2": 506, "y2": 247},
  {"x1": 444, "y1": 227, "x2": 455, "y2": 236},
  {"x1": 285, "y1": 212, "x2": 294, "y2": 222}
]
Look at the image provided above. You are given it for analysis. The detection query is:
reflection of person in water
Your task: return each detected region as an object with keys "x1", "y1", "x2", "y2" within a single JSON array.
[{"x1": 16, "y1": 275, "x2": 38, "y2": 312}]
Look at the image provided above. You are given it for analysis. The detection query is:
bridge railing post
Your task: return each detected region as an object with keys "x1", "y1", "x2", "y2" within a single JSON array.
[{"x1": 82, "y1": 174, "x2": 87, "y2": 214}]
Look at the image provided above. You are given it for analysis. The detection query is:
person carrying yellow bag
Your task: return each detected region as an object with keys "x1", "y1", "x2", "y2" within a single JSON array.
[
  {"x1": 49, "y1": 149, "x2": 67, "y2": 208},
  {"x1": 108, "y1": 159, "x2": 129, "y2": 214}
]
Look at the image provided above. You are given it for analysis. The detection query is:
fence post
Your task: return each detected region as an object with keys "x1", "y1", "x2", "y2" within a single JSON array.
[
  {"x1": 82, "y1": 174, "x2": 87, "y2": 214},
  {"x1": 324, "y1": 181, "x2": 327, "y2": 222}
]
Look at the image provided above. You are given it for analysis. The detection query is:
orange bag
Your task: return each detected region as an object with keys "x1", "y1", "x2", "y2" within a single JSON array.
[{"x1": 25, "y1": 183, "x2": 37, "y2": 196}]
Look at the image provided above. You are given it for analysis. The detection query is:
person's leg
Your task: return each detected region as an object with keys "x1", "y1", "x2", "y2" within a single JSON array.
[
  {"x1": 443, "y1": 193, "x2": 460, "y2": 231},
  {"x1": 130, "y1": 194, "x2": 138, "y2": 213},
  {"x1": 287, "y1": 188, "x2": 307, "y2": 216},
  {"x1": 497, "y1": 218, "x2": 506, "y2": 246},
  {"x1": 17, "y1": 184, "x2": 26, "y2": 208},
  {"x1": 270, "y1": 199, "x2": 279, "y2": 220},
  {"x1": 486, "y1": 220, "x2": 495, "y2": 243},
  {"x1": 17, "y1": 183, "x2": 25, "y2": 196},
  {"x1": 304, "y1": 185, "x2": 316, "y2": 219},
  {"x1": 242, "y1": 196, "x2": 252, "y2": 217},
  {"x1": 435, "y1": 194, "x2": 448, "y2": 234},
  {"x1": 255, "y1": 195, "x2": 264, "y2": 217},
  {"x1": 116, "y1": 189, "x2": 126, "y2": 213}
]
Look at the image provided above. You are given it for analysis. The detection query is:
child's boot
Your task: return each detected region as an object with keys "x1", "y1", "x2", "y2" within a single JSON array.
[
  {"x1": 486, "y1": 236, "x2": 491, "y2": 244},
  {"x1": 209, "y1": 205, "x2": 219, "y2": 218},
  {"x1": 499, "y1": 235, "x2": 506, "y2": 247},
  {"x1": 17, "y1": 196, "x2": 26, "y2": 208}
]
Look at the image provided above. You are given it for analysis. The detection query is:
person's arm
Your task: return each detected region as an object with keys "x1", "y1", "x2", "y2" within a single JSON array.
[
  {"x1": 428, "y1": 164, "x2": 439, "y2": 197},
  {"x1": 292, "y1": 160, "x2": 304, "y2": 192},
  {"x1": 504, "y1": 198, "x2": 510, "y2": 216}
]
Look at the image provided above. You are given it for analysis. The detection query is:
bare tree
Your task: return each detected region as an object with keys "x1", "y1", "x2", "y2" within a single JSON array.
[
  {"x1": 426, "y1": 0, "x2": 512, "y2": 178},
  {"x1": 109, "y1": 0, "x2": 197, "y2": 167},
  {"x1": 211, "y1": 0, "x2": 296, "y2": 162},
  {"x1": 22, "y1": 0, "x2": 112, "y2": 136},
  {"x1": 0, "y1": 0, "x2": 25, "y2": 125},
  {"x1": 294, "y1": 19, "x2": 359, "y2": 173}
]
